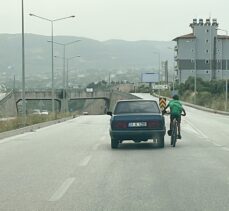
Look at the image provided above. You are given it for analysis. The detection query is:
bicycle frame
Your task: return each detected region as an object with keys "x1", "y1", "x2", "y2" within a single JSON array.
[
  {"x1": 162, "y1": 110, "x2": 185, "y2": 147},
  {"x1": 171, "y1": 118, "x2": 178, "y2": 147}
]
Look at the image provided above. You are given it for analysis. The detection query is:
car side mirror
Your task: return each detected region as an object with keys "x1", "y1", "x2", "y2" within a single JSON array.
[{"x1": 107, "y1": 111, "x2": 112, "y2": 116}]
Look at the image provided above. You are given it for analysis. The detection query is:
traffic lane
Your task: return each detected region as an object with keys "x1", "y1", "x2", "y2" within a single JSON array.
[
  {"x1": 134, "y1": 93, "x2": 229, "y2": 147},
  {"x1": 0, "y1": 115, "x2": 110, "y2": 211},
  {"x1": 0, "y1": 114, "x2": 229, "y2": 211},
  {"x1": 41, "y1": 123, "x2": 229, "y2": 211},
  {"x1": 184, "y1": 105, "x2": 229, "y2": 147},
  {"x1": 132, "y1": 94, "x2": 229, "y2": 137}
]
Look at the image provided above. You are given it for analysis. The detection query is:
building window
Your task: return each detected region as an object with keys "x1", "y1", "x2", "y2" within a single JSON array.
[
  {"x1": 205, "y1": 60, "x2": 209, "y2": 64},
  {"x1": 206, "y1": 70, "x2": 209, "y2": 73},
  {"x1": 206, "y1": 49, "x2": 209, "y2": 53},
  {"x1": 206, "y1": 39, "x2": 209, "y2": 43},
  {"x1": 206, "y1": 29, "x2": 209, "y2": 33},
  {"x1": 191, "y1": 59, "x2": 194, "y2": 63}
]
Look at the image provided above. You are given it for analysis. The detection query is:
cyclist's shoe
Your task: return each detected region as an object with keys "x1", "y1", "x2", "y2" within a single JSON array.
[
  {"x1": 177, "y1": 134, "x2": 182, "y2": 139},
  {"x1": 167, "y1": 130, "x2": 172, "y2": 136}
]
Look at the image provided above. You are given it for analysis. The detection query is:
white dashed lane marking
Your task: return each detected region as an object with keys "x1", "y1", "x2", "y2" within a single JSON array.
[
  {"x1": 49, "y1": 177, "x2": 75, "y2": 202},
  {"x1": 79, "y1": 155, "x2": 92, "y2": 167}
]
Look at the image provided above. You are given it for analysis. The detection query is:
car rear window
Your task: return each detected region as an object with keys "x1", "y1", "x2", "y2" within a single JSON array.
[{"x1": 114, "y1": 101, "x2": 160, "y2": 114}]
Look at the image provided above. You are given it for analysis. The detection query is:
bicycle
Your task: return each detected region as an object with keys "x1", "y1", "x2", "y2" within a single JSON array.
[{"x1": 162, "y1": 111, "x2": 185, "y2": 147}]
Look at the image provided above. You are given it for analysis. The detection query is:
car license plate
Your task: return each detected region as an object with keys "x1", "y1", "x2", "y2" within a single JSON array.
[{"x1": 128, "y1": 122, "x2": 147, "y2": 127}]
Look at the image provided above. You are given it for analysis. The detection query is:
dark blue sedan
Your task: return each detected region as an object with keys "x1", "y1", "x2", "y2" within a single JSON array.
[{"x1": 107, "y1": 99, "x2": 166, "y2": 148}]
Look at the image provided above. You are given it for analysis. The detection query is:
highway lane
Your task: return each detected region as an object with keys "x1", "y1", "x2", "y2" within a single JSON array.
[
  {"x1": 133, "y1": 93, "x2": 229, "y2": 148},
  {"x1": 0, "y1": 98, "x2": 229, "y2": 210}
]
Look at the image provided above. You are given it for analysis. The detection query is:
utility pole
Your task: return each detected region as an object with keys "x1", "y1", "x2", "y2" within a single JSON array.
[
  {"x1": 164, "y1": 60, "x2": 168, "y2": 85},
  {"x1": 21, "y1": 0, "x2": 26, "y2": 125},
  {"x1": 226, "y1": 79, "x2": 228, "y2": 111}
]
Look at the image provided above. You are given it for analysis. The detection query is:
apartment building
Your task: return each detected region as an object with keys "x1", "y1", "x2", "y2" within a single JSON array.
[{"x1": 173, "y1": 18, "x2": 229, "y2": 83}]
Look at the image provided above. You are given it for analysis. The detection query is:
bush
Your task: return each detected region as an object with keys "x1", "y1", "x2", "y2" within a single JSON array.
[{"x1": 196, "y1": 92, "x2": 212, "y2": 107}]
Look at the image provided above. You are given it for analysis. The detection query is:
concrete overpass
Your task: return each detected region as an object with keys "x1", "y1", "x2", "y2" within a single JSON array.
[
  {"x1": 0, "y1": 89, "x2": 111, "y2": 117},
  {"x1": 0, "y1": 86, "x2": 139, "y2": 117}
]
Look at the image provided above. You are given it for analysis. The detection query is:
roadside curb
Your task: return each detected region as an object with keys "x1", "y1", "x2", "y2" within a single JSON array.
[
  {"x1": 155, "y1": 94, "x2": 229, "y2": 116},
  {"x1": 181, "y1": 101, "x2": 229, "y2": 116}
]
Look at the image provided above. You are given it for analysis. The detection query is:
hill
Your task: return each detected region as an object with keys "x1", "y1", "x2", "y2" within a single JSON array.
[{"x1": 0, "y1": 34, "x2": 175, "y2": 88}]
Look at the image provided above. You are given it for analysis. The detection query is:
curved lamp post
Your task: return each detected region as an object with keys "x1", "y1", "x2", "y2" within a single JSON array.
[
  {"x1": 66, "y1": 55, "x2": 81, "y2": 89},
  {"x1": 54, "y1": 55, "x2": 80, "y2": 112},
  {"x1": 29, "y1": 13, "x2": 75, "y2": 114},
  {"x1": 48, "y1": 40, "x2": 81, "y2": 91},
  {"x1": 50, "y1": 40, "x2": 80, "y2": 113}
]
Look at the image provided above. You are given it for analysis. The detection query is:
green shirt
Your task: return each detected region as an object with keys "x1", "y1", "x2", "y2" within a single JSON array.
[{"x1": 168, "y1": 99, "x2": 183, "y2": 116}]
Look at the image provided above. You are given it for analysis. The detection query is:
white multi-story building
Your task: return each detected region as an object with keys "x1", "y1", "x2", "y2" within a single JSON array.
[{"x1": 173, "y1": 18, "x2": 229, "y2": 83}]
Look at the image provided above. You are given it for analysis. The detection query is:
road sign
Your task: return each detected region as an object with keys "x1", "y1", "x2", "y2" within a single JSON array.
[
  {"x1": 159, "y1": 97, "x2": 166, "y2": 109},
  {"x1": 86, "y1": 88, "x2": 93, "y2": 93},
  {"x1": 152, "y1": 85, "x2": 169, "y2": 90}
]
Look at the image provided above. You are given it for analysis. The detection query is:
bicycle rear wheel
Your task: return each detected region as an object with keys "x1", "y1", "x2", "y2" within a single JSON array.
[{"x1": 171, "y1": 120, "x2": 177, "y2": 147}]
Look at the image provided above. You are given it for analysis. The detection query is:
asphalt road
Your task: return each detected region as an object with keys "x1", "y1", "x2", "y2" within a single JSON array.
[{"x1": 0, "y1": 94, "x2": 229, "y2": 211}]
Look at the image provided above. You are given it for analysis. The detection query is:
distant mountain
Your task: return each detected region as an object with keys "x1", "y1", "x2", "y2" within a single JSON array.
[{"x1": 0, "y1": 34, "x2": 175, "y2": 88}]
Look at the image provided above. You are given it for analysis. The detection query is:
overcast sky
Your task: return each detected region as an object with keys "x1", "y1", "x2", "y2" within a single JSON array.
[{"x1": 1, "y1": 0, "x2": 229, "y2": 41}]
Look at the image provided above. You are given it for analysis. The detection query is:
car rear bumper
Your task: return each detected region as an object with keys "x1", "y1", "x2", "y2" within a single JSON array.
[{"x1": 110, "y1": 129, "x2": 166, "y2": 140}]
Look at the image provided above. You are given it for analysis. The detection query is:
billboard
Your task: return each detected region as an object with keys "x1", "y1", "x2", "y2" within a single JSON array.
[
  {"x1": 86, "y1": 88, "x2": 93, "y2": 93},
  {"x1": 141, "y1": 73, "x2": 159, "y2": 83},
  {"x1": 152, "y1": 84, "x2": 169, "y2": 90}
]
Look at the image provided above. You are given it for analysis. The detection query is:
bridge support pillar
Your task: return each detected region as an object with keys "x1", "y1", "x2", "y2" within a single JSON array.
[{"x1": 60, "y1": 99, "x2": 69, "y2": 113}]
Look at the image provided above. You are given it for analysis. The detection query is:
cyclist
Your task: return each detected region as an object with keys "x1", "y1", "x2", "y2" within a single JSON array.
[{"x1": 162, "y1": 94, "x2": 186, "y2": 139}]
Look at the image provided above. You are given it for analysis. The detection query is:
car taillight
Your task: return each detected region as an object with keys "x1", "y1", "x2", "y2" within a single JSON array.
[
  {"x1": 114, "y1": 121, "x2": 127, "y2": 129},
  {"x1": 147, "y1": 121, "x2": 161, "y2": 128}
]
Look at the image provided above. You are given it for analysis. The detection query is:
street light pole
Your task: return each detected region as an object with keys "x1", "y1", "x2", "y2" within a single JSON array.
[
  {"x1": 29, "y1": 13, "x2": 75, "y2": 114},
  {"x1": 194, "y1": 38, "x2": 197, "y2": 104},
  {"x1": 49, "y1": 40, "x2": 81, "y2": 90},
  {"x1": 21, "y1": 0, "x2": 26, "y2": 124},
  {"x1": 226, "y1": 79, "x2": 228, "y2": 111},
  {"x1": 51, "y1": 21, "x2": 54, "y2": 114},
  {"x1": 66, "y1": 56, "x2": 80, "y2": 89},
  {"x1": 168, "y1": 47, "x2": 176, "y2": 92},
  {"x1": 54, "y1": 55, "x2": 80, "y2": 112},
  {"x1": 51, "y1": 40, "x2": 80, "y2": 112},
  {"x1": 153, "y1": 52, "x2": 161, "y2": 96}
]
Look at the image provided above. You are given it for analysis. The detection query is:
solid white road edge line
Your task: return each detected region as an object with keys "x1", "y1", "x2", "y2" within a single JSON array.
[
  {"x1": 184, "y1": 119, "x2": 208, "y2": 139},
  {"x1": 49, "y1": 177, "x2": 75, "y2": 202}
]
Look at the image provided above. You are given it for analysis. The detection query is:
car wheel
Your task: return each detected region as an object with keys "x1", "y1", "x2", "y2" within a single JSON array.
[
  {"x1": 158, "y1": 136, "x2": 164, "y2": 148},
  {"x1": 111, "y1": 138, "x2": 119, "y2": 149}
]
